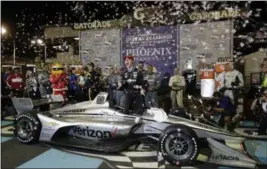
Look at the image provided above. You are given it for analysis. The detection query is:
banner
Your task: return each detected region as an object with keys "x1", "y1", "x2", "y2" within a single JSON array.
[
  {"x1": 179, "y1": 20, "x2": 232, "y2": 81},
  {"x1": 122, "y1": 26, "x2": 178, "y2": 75},
  {"x1": 80, "y1": 29, "x2": 121, "y2": 68}
]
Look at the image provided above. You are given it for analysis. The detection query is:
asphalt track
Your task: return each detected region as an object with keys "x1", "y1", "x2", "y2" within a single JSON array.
[{"x1": 1, "y1": 118, "x2": 267, "y2": 169}]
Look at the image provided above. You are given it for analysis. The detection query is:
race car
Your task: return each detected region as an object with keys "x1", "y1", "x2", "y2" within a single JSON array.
[{"x1": 13, "y1": 92, "x2": 266, "y2": 168}]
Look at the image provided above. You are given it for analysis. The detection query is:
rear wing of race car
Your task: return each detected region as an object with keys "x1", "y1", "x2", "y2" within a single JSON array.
[{"x1": 11, "y1": 95, "x2": 64, "y2": 114}]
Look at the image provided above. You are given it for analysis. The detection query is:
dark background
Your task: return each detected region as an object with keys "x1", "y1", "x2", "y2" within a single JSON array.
[{"x1": 1, "y1": 1, "x2": 267, "y2": 61}]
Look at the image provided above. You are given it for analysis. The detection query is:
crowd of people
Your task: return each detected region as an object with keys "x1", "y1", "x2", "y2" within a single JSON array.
[{"x1": 1, "y1": 56, "x2": 267, "y2": 134}]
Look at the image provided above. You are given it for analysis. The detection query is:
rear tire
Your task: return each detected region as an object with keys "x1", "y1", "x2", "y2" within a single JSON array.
[
  {"x1": 14, "y1": 111, "x2": 41, "y2": 144},
  {"x1": 159, "y1": 124, "x2": 199, "y2": 166}
]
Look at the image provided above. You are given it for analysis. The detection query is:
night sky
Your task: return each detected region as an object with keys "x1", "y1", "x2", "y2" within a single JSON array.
[{"x1": 1, "y1": 1, "x2": 267, "y2": 60}]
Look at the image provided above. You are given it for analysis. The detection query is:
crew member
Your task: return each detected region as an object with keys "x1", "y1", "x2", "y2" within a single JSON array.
[
  {"x1": 37, "y1": 62, "x2": 51, "y2": 98},
  {"x1": 50, "y1": 63, "x2": 68, "y2": 101},
  {"x1": 6, "y1": 67, "x2": 24, "y2": 97},
  {"x1": 169, "y1": 68, "x2": 186, "y2": 109},
  {"x1": 119, "y1": 56, "x2": 149, "y2": 114},
  {"x1": 215, "y1": 62, "x2": 244, "y2": 106},
  {"x1": 145, "y1": 63, "x2": 159, "y2": 108},
  {"x1": 25, "y1": 70, "x2": 39, "y2": 99}
]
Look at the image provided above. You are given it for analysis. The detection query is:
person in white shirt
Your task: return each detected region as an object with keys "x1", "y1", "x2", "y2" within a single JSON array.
[
  {"x1": 169, "y1": 68, "x2": 186, "y2": 109},
  {"x1": 215, "y1": 62, "x2": 244, "y2": 106}
]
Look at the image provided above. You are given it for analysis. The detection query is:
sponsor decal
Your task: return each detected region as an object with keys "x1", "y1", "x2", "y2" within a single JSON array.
[
  {"x1": 45, "y1": 122, "x2": 59, "y2": 127},
  {"x1": 211, "y1": 155, "x2": 239, "y2": 161},
  {"x1": 73, "y1": 20, "x2": 112, "y2": 30},
  {"x1": 70, "y1": 126, "x2": 118, "y2": 139}
]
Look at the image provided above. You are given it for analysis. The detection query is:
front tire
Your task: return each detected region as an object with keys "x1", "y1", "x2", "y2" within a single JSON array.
[
  {"x1": 13, "y1": 111, "x2": 41, "y2": 144},
  {"x1": 159, "y1": 125, "x2": 199, "y2": 166}
]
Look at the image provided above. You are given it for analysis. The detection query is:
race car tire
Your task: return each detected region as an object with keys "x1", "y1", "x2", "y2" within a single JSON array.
[
  {"x1": 13, "y1": 110, "x2": 41, "y2": 144},
  {"x1": 159, "y1": 124, "x2": 199, "y2": 166}
]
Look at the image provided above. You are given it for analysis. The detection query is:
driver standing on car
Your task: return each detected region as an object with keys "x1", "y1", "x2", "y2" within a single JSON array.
[{"x1": 118, "y1": 56, "x2": 149, "y2": 114}]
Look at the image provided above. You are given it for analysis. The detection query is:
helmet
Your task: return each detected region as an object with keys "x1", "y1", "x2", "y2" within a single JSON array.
[{"x1": 51, "y1": 63, "x2": 64, "y2": 75}]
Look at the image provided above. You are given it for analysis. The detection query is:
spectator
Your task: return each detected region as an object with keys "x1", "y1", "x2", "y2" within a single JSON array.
[
  {"x1": 107, "y1": 67, "x2": 121, "y2": 107},
  {"x1": 6, "y1": 67, "x2": 24, "y2": 97},
  {"x1": 169, "y1": 68, "x2": 186, "y2": 109},
  {"x1": 37, "y1": 63, "x2": 51, "y2": 98},
  {"x1": 25, "y1": 70, "x2": 39, "y2": 99},
  {"x1": 68, "y1": 68, "x2": 78, "y2": 100}
]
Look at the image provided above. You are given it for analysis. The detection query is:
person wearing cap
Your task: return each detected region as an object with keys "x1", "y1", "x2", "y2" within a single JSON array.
[
  {"x1": 144, "y1": 63, "x2": 160, "y2": 108},
  {"x1": 119, "y1": 55, "x2": 149, "y2": 114},
  {"x1": 6, "y1": 67, "x2": 24, "y2": 97}
]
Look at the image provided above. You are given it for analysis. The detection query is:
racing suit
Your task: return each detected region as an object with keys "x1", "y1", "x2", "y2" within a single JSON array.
[
  {"x1": 50, "y1": 73, "x2": 68, "y2": 100},
  {"x1": 145, "y1": 72, "x2": 159, "y2": 108},
  {"x1": 169, "y1": 74, "x2": 185, "y2": 109},
  {"x1": 216, "y1": 70, "x2": 244, "y2": 105},
  {"x1": 6, "y1": 73, "x2": 24, "y2": 97},
  {"x1": 120, "y1": 67, "x2": 149, "y2": 114}
]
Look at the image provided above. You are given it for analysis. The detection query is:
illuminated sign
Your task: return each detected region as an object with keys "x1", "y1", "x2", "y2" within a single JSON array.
[
  {"x1": 73, "y1": 20, "x2": 112, "y2": 30},
  {"x1": 189, "y1": 9, "x2": 241, "y2": 21}
]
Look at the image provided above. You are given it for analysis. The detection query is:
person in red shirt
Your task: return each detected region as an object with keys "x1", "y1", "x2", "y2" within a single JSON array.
[
  {"x1": 50, "y1": 63, "x2": 68, "y2": 101},
  {"x1": 6, "y1": 67, "x2": 24, "y2": 97}
]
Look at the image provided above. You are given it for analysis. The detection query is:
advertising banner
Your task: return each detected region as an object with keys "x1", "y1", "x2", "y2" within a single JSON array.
[
  {"x1": 122, "y1": 26, "x2": 178, "y2": 75},
  {"x1": 179, "y1": 20, "x2": 232, "y2": 81},
  {"x1": 80, "y1": 29, "x2": 121, "y2": 69}
]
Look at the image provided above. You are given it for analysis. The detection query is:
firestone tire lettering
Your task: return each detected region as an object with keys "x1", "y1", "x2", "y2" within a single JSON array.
[
  {"x1": 159, "y1": 125, "x2": 199, "y2": 166},
  {"x1": 14, "y1": 111, "x2": 41, "y2": 144}
]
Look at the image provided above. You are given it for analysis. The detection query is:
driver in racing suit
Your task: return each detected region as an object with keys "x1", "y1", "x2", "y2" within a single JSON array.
[
  {"x1": 119, "y1": 56, "x2": 149, "y2": 114},
  {"x1": 215, "y1": 62, "x2": 244, "y2": 120}
]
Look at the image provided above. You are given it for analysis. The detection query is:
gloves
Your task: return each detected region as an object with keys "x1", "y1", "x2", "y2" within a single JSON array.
[{"x1": 140, "y1": 88, "x2": 145, "y2": 96}]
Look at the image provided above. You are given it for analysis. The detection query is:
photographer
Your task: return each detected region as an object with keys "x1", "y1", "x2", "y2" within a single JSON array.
[
  {"x1": 251, "y1": 90, "x2": 267, "y2": 135},
  {"x1": 212, "y1": 91, "x2": 236, "y2": 130}
]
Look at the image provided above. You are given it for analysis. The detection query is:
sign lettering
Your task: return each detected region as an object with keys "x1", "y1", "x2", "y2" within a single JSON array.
[
  {"x1": 189, "y1": 9, "x2": 241, "y2": 21},
  {"x1": 73, "y1": 20, "x2": 112, "y2": 30},
  {"x1": 212, "y1": 155, "x2": 239, "y2": 161}
]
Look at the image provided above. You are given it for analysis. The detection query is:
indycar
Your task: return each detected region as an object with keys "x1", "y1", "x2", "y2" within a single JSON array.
[{"x1": 13, "y1": 92, "x2": 266, "y2": 168}]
